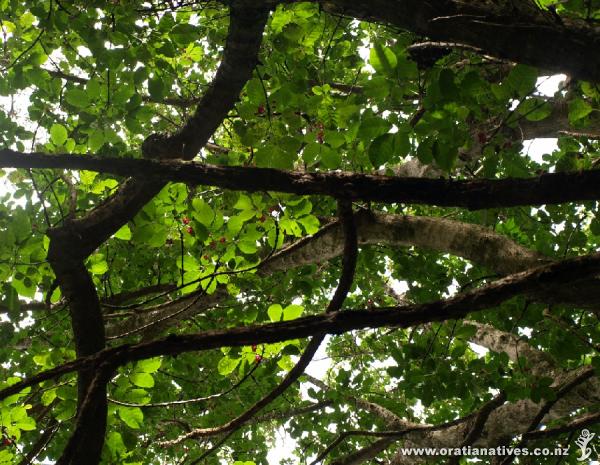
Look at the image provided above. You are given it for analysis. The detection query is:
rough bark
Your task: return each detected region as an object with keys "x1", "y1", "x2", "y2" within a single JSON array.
[{"x1": 260, "y1": 211, "x2": 546, "y2": 276}]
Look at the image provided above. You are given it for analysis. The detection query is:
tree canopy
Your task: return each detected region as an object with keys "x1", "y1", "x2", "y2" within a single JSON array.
[{"x1": 2, "y1": 1, "x2": 600, "y2": 464}]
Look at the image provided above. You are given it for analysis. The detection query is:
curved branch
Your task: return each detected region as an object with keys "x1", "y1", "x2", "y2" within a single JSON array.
[{"x1": 40, "y1": 2, "x2": 271, "y2": 259}]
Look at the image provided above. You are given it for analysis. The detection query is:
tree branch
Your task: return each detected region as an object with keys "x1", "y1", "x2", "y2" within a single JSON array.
[
  {"x1": 305, "y1": 0, "x2": 600, "y2": 82},
  {"x1": 6, "y1": 151, "x2": 600, "y2": 209},
  {"x1": 3, "y1": 252, "x2": 600, "y2": 404}
]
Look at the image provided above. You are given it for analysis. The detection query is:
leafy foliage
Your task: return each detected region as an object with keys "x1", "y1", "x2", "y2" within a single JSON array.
[{"x1": 1, "y1": 0, "x2": 600, "y2": 464}]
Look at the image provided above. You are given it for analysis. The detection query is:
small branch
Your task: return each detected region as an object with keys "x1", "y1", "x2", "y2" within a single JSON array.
[
  {"x1": 158, "y1": 336, "x2": 325, "y2": 446},
  {"x1": 59, "y1": 174, "x2": 77, "y2": 219},
  {"x1": 109, "y1": 360, "x2": 259, "y2": 408},
  {"x1": 446, "y1": 392, "x2": 507, "y2": 465},
  {"x1": 16, "y1": 420, "x2": 59, "y2": 465},
  {"x1": 524, "y1": 410, "x2": 600, "y2": 440},
  {"x1": 101, "y1": 284, "x2": 177, "y2": 307},
  {"x1": 543, "y1": 308, "x2": 600, "y2": 352},
  {"x1": 498, "y1": 366, "x2": 595, "y2": 465}
]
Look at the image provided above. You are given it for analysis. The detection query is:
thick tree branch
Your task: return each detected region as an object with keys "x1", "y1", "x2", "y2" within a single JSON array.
[
  {"x1": 43, "y1": 255, "x2": 107, "y2": 465},
  {"x1": 6, "y1": 151, "x2": 600, "y2": 209},
  {"x1": 107, "y1": 209, "x2": 545, "y2": 337},
  {"x1": 261, "y1": 211, "x2": 546, "y2": 276},
  {"x1": 305, "y1": 0, "x2": 600, "y2": 82},
  {"x1": 32, "y1": 5, "x2": 273, "y2": 464},
  {"x1": 465, "y1": 320, "x2": 557, "y2": 375},
  {"x1": 4, "y1": 252, "x2": 600, "y2": 403}
]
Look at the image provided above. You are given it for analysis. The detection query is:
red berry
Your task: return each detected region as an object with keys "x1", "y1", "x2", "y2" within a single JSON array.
[
  {"x1": 210, "y1": 240, "x2": 217, "y2": 249},
  {"x1": 259, "y1": 214, "x2": 266, "y2": 223},
  {"x1": 252, "y1": 344, "x2": 257, "y2": 352},
  {"x1": 182, "y1": 216, "x2": 190, "y2": 225},
  {"x1": 219, "y1": 237, "x2": 226, "y2": 243},
  {"x1": 186, "y1": 226, "x2": 194, "y2": 234},
  {"x1": 257, "y1": 104, "x2": 265, "y2": 115},
  {"x1": 255, "y1": 354, "x2": 263, "y2": 363},
  {"x1": 203, "y1": 255, "x2": 209, "y2": 260},
  {"x1": 317, "y1": 131, "x2": 324, "y2": 144}
]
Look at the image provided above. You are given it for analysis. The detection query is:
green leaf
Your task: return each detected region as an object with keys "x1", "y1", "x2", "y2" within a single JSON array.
[
  {"x1": 114, "y1": 224, "x2": 132, "y2": 241},
  {"x1": 86, "y1": 79, "x2": 102, "y2": 100},
  {"x1": 217, "y1": 356, "x2": 240, "y2": 376},
  {"x1": 118, "y1": 406, "x2": 144, "y2": 429},
  {"x1": 298, "y1": 215, "x2": 320, "y2": 234},
  {"x1": 148, "y1": 76, "x2": 166, "y2": 100},
  {"x1": 130, "y1": 372, "x2": 154, "y2": 388},
  {"x1": 283, "y1": 304, "x2": 303, "y2": 321},
  {"x1": 268, "y1": 303, "x2": 283, "y2": 322},
  {"x1": 569, "y1": 98, "x2": 593, "y2": 123},
  {"x1": 136, "y1": 357, "x2": 162, "y2": 373},
  {"x1": 255, "y1": 146, "x2": 294, "y2": 169},
  {"x1": 369, "y1": 133, "x2": 398, "y2": 167},
  {"x1": 192, "y1": 198, "x2": 215, "y2": 226},
  {"x1": 234, "y1": 194, "x2": 253, "y2": 211},
  {"x1": 438, "y1": 69, "x2": 458, "y2": 100},
  {"x1": 505, "y1": 65, "x2": 538, "y2": 96},
  {"x1": 65, "y1": 88, "x2": 90, "y2": 108},
  {"x1": 518, "y1": 98, "x2": 552, "y2": 122},
  {"x1": 88, "y1": 129, "x2": 105, "y2": 152},
  {"x1": 370, "y1": 43, "x2": 397, "y2": 74},
  {"x1": 41, "y1": 389, "x2": 57, "y2": 406},
  {"x1": 358, "y1": 116, "x2": 392, "y2": 141},
  {"x1": 50, "y1": 124, "x2": 68, "y2": 146},
  {"x1": 238, "y1": 239, "x2": 257, "y2": 254},
  {"x1": 433, "y1": 139, "x2": 458, "y2": 171},
  {"x1": 320, "y1": 145, "x2": 341, "y2": 169},
  {"x1": 169, "y1": 23, "x2": 199, "y2": 47},
  {"x1": 106, "y1": 432, "x2": 127, "y2": 459},
  {"x1": 132, "y1": 223, "x2": 168, "y2": 248},
  {"x1": 89, "y1": 254, "x2": 108, "y2": 275}
]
